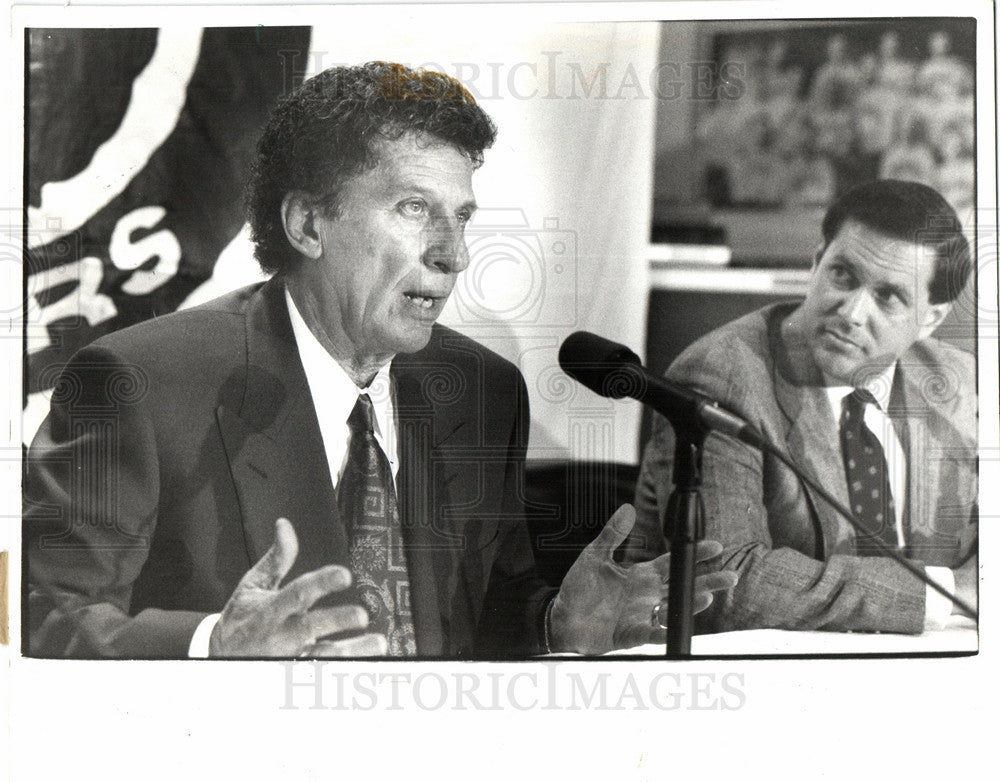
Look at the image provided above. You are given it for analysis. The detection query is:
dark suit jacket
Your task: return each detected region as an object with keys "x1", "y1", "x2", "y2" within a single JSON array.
[
  {"x1": 24, "y1": 280, "x2": 555, "y2": 658},
  {"x1": 627, "y1": 303, "x2": 977, "y2": 633}
]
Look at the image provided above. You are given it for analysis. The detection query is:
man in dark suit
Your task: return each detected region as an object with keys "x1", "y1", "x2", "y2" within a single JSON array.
[
  {"x1": 24, "y1": 62, "x2": 735, "y2": 658},
  {"x1": 627, "y1": 180, "x2": 977, "y2": 634}
]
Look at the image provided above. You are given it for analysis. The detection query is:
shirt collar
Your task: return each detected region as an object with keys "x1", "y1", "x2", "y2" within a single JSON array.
[
  {"x1": 284, "y1": 287, "x2": 394, "y2": 434},
  {"x1": 824, "y1": 363, "x2": 897, "y2": 412}
]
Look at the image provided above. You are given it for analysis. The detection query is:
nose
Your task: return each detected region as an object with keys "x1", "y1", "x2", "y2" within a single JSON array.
[
  {"x1": 423, "y1": 217, "x2": 470, "y2": 274},
  {"x1": 837, "y1": 287, "x2": 874, "y2": 326}
]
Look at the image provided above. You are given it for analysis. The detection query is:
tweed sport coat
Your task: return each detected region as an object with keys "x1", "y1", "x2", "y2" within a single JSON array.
[{"x1": 626, "y1": 303, "x2": 977, "y2": 634}]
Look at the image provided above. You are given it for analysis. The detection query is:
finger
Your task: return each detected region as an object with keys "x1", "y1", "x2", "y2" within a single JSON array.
[
  {"x1": 646, "y1": 539, "x2": 726, "y2": 580},
  {"x1": 645, "y1": 599, "x2": 712, "y2": 632},
  {"x1": 647, "y1": 552, "x2": 672, "y2": 582},
  {"x1": 619, "y1": 604, "x2": 669, "y2": 648},
  {"x1": 240, "y1": 518, "x2": 299, "y2": 591},
  {"x1": 306, "y1": 633, "x2": 389, "y2": 658},
  {"x1": 303, "y1": 605, "x2": 370, "y2": 642},
  {"x1": 274, "y1": 563, "x2": 354, "y2": 615},
  {"x1": 695, "y1": 570, "x2": 739, "y2": 594},
  {"x1": 694, "y1": 539, "x2": 724, "y2": 563},
  {"x1": 589, "y1": 504, "x2": 637, "y2": 558},
  {"x1": 616, "y1": 622, "x2": 666, "y2": 651},
  {"x1": 651, "y1": 602, "x2": 670, "y2": 630},
  {"x1": 643, "y1": 572, "x2": 737, "y2": 619},
  {"x1": 693, "y1": 592, "x2": 715, "y2": 615}
]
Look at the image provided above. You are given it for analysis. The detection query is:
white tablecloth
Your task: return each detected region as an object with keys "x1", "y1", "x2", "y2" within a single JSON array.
[{"x1": 607, "y1": 616, "x2": 978, "y2": 656}]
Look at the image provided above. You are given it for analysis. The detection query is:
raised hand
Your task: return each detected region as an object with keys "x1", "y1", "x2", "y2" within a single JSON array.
[
  {"x1": 209, "y1": 518, "x2": 387, "y2": 657},
  {"x1": 548, "y1": 504, "x2": 738, "y2": 654}
]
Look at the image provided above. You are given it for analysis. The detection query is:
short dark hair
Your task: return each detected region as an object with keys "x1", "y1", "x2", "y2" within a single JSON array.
[
  {"x1": 246, "y1": 61, "x2": 498, "y2": 275},
  {"x1": 820, "y1": 179, "x2": 972, "y2": 304}
]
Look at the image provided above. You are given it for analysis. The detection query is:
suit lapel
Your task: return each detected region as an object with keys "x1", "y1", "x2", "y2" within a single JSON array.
[
  {"x1": 216, "y1": 280, "x2": 349, "y2": 580},
  {"x1": 392, "y1": 342, "x2": 471, "y2": 655},
  {"x1": 889, "y1": 357, "x2": 977, "y2": 563},
  {"x1": 215, "y1": 294, "x2": 484, "y2": 651},
  {"x1": 886, "y1": 371, "x2": 915, "y2": 544},
  {"x1": 771, "y1": 315, "x2": 853, "y2": 558}
]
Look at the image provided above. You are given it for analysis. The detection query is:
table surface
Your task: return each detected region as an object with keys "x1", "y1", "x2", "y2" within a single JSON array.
[{"x1": 605, "y1": 616, "x2": 978, "y2": 657}]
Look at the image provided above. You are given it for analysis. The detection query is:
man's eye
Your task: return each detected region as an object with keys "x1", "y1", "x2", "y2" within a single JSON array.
[
  {"x1": 400, "y1": 200, "x2": 426, "y2": 217},
  {"x1": 829, "y1": 265, "x2": 852, "y2": 285},
  {"x1": 875, "y1": 289, "x2": 903, "y2": 309}
]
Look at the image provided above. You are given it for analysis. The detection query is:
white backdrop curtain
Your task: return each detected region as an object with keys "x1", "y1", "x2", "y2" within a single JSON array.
[{"x1": 308, "y1": 20, "x2": 658, "y2": 462}]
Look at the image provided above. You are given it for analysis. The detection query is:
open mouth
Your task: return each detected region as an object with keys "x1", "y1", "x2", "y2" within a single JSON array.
[
  {"x1": 404, "y1": 293, "x2": 435, "y2": 309},
  {"x1": 404, "y1": 291, "x2": 447, "y2": 311}
]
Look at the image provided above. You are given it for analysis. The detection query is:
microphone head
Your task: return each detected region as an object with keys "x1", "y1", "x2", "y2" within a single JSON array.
[{"x1": 558, "y1": 331, "x2": 644, "y2": 399}]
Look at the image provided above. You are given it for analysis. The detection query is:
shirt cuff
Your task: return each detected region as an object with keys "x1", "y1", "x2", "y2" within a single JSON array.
[
  {"x1": 923, "y1": 567, "x2": 955, "y2": 630},
  {"x1": 188, "y1": 613, "x2": 222, "y2": 658}
]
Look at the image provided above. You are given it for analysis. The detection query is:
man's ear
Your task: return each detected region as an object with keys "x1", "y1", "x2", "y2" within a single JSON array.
[
  {"x1": 918, "y1": 301, "x2": 952, "y2": 340},
  {"x1": 281, "y1": 191, "x2": 324, "y2": 260}
]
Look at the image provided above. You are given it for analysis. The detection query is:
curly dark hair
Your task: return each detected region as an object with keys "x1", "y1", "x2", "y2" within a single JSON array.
[
  {"x1": 820, "y1": 179, "x2": 972, "y2": 305},
  {"x1": 246, "y1": 61, "x2": 498, "y2": 274}
]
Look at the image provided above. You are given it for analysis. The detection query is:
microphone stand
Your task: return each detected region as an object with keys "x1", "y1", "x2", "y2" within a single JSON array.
[
  {"x1": 558, "y1": 330, "x2": 975, "y2": 644},
  {"x1": 662, "y1": 423, "x2": 706, "y2": 659}
]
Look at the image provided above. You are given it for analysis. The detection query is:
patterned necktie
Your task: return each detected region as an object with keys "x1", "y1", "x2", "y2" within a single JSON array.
[
  {"x1": 839, "y1": 388, "x2": 899, "y2": 555},
  {"x1": 338, "y1": 394, "x2": 416, "y2": 656}
]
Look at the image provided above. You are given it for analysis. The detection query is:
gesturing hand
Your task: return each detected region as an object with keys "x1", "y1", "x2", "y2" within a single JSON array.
[
  {"x1": 209, "y1": 518, "x2": 388, "y2": 657},
  {"x1": 548, "y1": 504, "x2": 738, "y2": 654}
]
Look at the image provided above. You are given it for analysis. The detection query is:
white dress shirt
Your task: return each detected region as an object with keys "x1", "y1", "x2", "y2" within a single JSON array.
[
  {"x1": 824, "y1": 366, "x2": 954, "y2": 629},
  {"x1": 284, "y1": 289, "x2": 399, "y2": 489},
  {"x1": 189, "y1": 289, "x2": 400, "y2": 656}
]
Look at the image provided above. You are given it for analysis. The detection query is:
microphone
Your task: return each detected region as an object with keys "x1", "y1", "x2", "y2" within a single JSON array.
[
  {"x1": 557, "y1": 330, "x2": 978, "y2": 623},
  {"x1": 560, "y1": 330, "x2": 716, "y2": 656},
  {"x1": 558, "y1": 331, "x2": 762, "y2": 447}
]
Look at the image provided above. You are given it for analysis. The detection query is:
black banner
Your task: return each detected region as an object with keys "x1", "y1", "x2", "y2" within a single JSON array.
[{"x1": 25, "y1": 26, "x2": 311, "y2": 410}]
